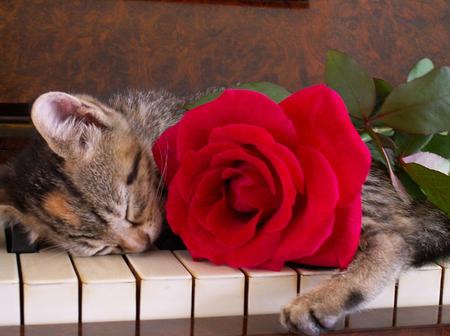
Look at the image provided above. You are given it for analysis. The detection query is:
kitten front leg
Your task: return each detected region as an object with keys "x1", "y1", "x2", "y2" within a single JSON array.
[{"x1": 281, "y1": 228, "x2": 411, "y2": 335}]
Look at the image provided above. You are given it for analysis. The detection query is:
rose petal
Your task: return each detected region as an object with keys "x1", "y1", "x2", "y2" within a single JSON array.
[
  {"x1": 188, "y1": 168, "x2": 231, "y2": 236},
  {"x1": 223, "y1": 166, "x2": 277, "y2": 212},
  {"x1": 249, "y1": 144, "x2": 300, "y2": 234},
  {"x1": 205, "y1": 198, "x2": 262, "y2": 248},
  {"x1": 165, "y1": 175, "x2": 191, "y2": 235},
  {"x1": 272, "y1": 146, "x2": 339, "y2": 263},
  {"x1": 176, "y1": 142, "x2": 237, "y2": 200},
  {"x1": 204, "y1": 127, "x2": 301, "y2": 234},
  {"x1": 280, "y1": 84, "x2": 371, "y2": 203},
  {"x1": 292, "y1": 194, "x2": 362, "y2": 268},
  {"x1": 211, "y1": 146, "x2": 278, "y2": 195},
  {"x1": 220, "y1": 230, "x2": 283, "y2": 268},
  {"x1": 177, "y1": 89, "x2": 298, "y2": 158},
  {"x1": 185, "y1": 199, "x2": 282, "y2": 267},
  {"x1": 209, "y1": 124, "x2": 304, "y2": 193}
]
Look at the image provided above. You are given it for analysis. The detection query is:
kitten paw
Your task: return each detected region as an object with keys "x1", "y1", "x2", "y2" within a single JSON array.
[{"x1": 280, "y1": 293, "x2": 342, "y2": 335}]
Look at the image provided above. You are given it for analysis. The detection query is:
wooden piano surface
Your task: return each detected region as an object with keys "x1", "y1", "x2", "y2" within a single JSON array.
[
  {"x1": 0, "y1": 315, "x2": 449, "y2": 336},
  {"x1": 1, "y1": 0, "x2": 450, "y2": 335}
]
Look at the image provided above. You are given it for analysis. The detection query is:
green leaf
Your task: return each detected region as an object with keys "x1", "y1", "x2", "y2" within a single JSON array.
[
  {"x1": 407, "y1": 58, "x2": 434, "y2": 82},
  {"x1": 184, "y1": 90, "x2": 224, "y2": 110},
  {"x1": 422, "y1": 133, "x2": 450, "y2": 159},
  {"x1": 366, "y1": 141, "x2": 386, "y2": 165},
  {"x1": 325, "y1": 50, "x2": 376, "y2": 119},
  {"x1": 233, "y1": 82, "x2": 291, "y2": 103},
  {"x1": 403, "y1": 163, "x2": 450, "y2": 216},
  {"x1": 394, "y1": 132, "x2": 433, "y2": 157},
  {"x1": 377, "y1": 67, "x2": 450, "y2": 134},
  {"x1": 374, "y1": 78, "x2": 393, "y2": 109},
  {"x1": 397, "y1": 168, "x2": 427, "y2": 201}
]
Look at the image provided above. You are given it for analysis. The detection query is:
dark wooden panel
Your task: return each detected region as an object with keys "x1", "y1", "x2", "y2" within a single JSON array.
[
  {"x1": 0, "y1": 313, "x2": 449, "y2": 336},
  {"x1": 1, "y1": 0, "x2": 449, "y2": 103}
]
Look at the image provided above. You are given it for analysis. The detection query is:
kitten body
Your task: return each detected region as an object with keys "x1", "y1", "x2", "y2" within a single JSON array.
[{"x1": 0, "y1": 90, "x2": 449, "y2": 335}]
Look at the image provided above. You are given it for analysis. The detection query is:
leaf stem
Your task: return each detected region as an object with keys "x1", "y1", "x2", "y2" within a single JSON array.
[
  {"x1": 366, "y1": 126, "x2": 410, "y2": 202},
  {"x1": 366, "y1": 127, "x2": 392, "y2": 169}
]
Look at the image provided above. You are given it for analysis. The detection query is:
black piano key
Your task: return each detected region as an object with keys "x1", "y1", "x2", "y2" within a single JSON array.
[{"x1": 5, "y1": 225, "x2": 39, "y2": 253}]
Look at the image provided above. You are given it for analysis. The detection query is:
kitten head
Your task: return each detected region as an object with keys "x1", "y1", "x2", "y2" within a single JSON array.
[{"x1": 0, "y1": 92, "x2": 165, "y2": 256}]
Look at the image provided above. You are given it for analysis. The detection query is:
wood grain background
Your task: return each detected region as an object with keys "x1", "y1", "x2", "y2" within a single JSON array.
[{"x1": 1, "y1": 0, "x2": 450, "y2": 104}]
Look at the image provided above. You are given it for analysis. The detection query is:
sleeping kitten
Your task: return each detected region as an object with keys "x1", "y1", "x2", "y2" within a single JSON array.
[{"x1": 0, "y1": 91, "x2": 449, "y2": 335}]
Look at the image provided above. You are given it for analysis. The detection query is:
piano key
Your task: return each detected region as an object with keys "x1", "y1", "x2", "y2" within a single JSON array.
[
  {"x1": 242, "y1": 267, "x2": 297, "y2": 315},
  {"x1": 347, "y1": 281, "x2": 395, "y2": 329},
  {"x1": 72, "y1": 255, "x2": 136, "y2": 323},
  {"x1": 396, "y1": 263, "x2": 442, "y2": 326},
  {"x1": 438, "y1": 260, "x2": 450, "y2": 324},
  {"x1": 296, "y1": 267, "x2": 341, "y2": 294},
  {"x1": 20, "y1": 250, "x2": 78, "y2": 325},
  {"x1": 126, "y1": 251, "x2": 192, "y2": 320},
  {"x1": 173, "y1": 250, "x2": 245, "y2": 318},
  {"x1": 0, "y1": 229, "x2": 20, "y2": 326},
  {"x1": 439, "y1": 260, "x2": 450, "y2": 305},
  {"x1": 296, "y1": 267, "x2": 345, "y2": 330}
]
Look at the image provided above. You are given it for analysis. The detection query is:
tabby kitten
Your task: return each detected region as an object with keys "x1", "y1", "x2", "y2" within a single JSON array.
[{"x1": 0, "y1": 91, "x2": 449, "y2": 335}]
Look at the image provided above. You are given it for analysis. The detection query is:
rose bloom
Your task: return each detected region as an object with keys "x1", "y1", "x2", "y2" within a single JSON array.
[{"x1": 153, "y1": 85, "x2": 371, "y2": 270}]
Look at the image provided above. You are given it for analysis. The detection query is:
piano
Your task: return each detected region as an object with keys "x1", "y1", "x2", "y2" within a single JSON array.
[
  {"x1": 1, "y1": 228, "x2": 449, "y2": 332},
  {"x1": 0, "y1": 0, "x2": 449, "y2": 335}
]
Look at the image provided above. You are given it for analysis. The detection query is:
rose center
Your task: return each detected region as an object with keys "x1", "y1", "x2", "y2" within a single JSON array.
[{"x1": 222, "y1": 162, "x2": 278, "y2": 215}]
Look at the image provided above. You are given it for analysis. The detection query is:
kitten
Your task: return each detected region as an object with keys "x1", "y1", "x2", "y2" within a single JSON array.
[
  {"x1": 0, "y1": 91, "x2": 449, "y2": 335},
  {"x1": 0, "y1": 91, "x2": 183, "y2": 255}
]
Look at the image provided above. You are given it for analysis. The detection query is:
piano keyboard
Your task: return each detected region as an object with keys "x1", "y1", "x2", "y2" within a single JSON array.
[{"x1": 1, "y1": 229, "x2": 449, "y2": 329}]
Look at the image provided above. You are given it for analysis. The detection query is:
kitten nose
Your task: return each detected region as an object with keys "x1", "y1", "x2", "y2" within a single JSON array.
[{"x1": 119, "y1": 233, "x2": 152, "y2": 253}]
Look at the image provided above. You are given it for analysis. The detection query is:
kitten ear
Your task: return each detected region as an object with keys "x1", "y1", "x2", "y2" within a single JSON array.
[{"x1": 31, "y1": 92, "x2": 109, "y2": 159}]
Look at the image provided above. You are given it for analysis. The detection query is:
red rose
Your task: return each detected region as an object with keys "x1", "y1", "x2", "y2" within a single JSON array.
[{"x1": 152, "y1": 85, "x2": 371, "y2": 270}]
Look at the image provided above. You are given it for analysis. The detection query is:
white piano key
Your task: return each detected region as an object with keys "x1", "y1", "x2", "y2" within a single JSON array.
[
  {"x1": 0, "y1": 229, "x2": 20, "y2": 326},
  {"x1": 438, "y1": 260, "x2": 450, "y2": 305},
  {"x1": 20, "y1": 250, "x2": 78, "y2": 325},
  {"x1": 347, "y1": 282, "x2": 395, "y2": 329},
  {"x1": 242, "y1": 267, "x2": 297, "y2": 315},
  {"x1": 174, "y1": 250, "x2": 245, "y2": 317},
  {"x1": 396, "y1": 263, "x2": 442, "y2": 326},
  {"x1": 296, "y1": 267, "x2": 345, "y2": 330},
  {"x1": 126, "y1": 251, "x2": 192, "y2": 319},
  {"x1": 296, "y1": 267, "x2": 341, "y2": 294},
  {"x1": 72, "y1": 255, "x2": 136, "y2": 323}
]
